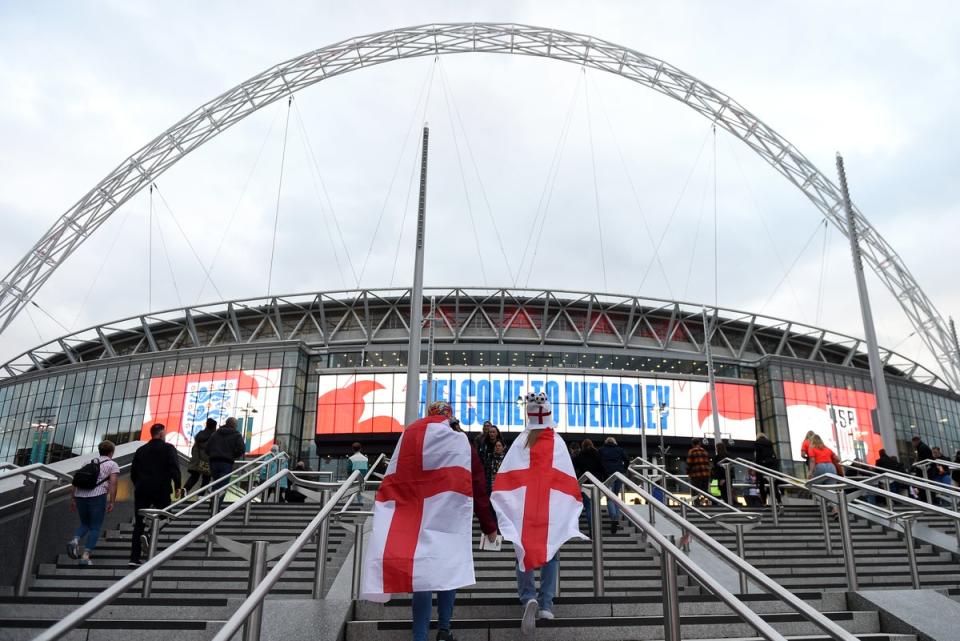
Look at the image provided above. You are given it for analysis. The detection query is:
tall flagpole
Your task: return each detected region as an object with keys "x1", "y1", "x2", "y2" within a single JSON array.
[
  {"x1": 836, "y1": 153, "x2": 897, "y2": 456},
  {"x1": 404, "y1": 125, "x2": 430, "y2": 425}
]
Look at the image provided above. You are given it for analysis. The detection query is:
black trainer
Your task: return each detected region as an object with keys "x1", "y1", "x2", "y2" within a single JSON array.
[{"x1": 437, "y1": 629, "x2": 458, "y2": 641}]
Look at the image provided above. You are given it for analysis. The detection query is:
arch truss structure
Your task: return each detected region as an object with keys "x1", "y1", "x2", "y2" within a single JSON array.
[{"x1": 1, "y1": 23, "x2": 957, "y2": 389}]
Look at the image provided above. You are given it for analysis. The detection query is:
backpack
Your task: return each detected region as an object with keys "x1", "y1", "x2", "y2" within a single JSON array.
[{"x1": 71, "y1": 458, "x2": 105, "y2": 490}]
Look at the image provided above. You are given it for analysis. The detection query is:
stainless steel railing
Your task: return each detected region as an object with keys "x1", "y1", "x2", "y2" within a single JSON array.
[
  {"x1": 582, "y1": 471, "x2": 857, "y2": 641},
  {"x1": 32, "y1": 468, "x2": 364, "y2": 641},
  {"x1": 0, "y1": 460, "x2": 135, "y2": 596}
]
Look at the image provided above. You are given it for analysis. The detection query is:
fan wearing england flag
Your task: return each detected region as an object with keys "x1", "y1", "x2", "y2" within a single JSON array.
[
  {"x1": 491, "y1": 392, "x2": 587, "y2": 636},
  {"x1": 360, "y1": 401, "x2": 498, "y2": 641}
]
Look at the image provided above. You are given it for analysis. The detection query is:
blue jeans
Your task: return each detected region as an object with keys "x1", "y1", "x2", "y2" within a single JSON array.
[
  {"x1": 412, "y1": 589, "x2": 456, "y2": 641},
  {"x1": 210, "y1": 460, "x2": 234, "y2": 505},
  {"x1": 517, "y1": 553, "x2": 559, "y2": 612},
  {"x1": 607, "y1": 479, "x2": 623, "y2": 521},
  {"x1": 74, "y1": 494, "x2": 107, "y2": 551}
]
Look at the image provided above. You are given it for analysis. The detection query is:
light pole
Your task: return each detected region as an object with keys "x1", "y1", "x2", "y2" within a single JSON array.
[{"x1": 238, "y1": 405, "x2": 258, "y2": 453}]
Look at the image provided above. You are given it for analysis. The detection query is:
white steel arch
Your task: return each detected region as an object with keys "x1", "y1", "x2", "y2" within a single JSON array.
[{"x1": 1, "y1": 23, "x2": 956, "y2": 389}]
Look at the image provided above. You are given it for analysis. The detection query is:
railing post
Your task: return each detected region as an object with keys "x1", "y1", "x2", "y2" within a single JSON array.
[
  {"x1": 243, "y1": 540, "x2": 269, "y2": 641},
  {"x1": 16, "y1": 477, "x2": 51, "y2": 596},
  {"x1": 312, "y1": 489, "x2": 331, "y2": 599},
  {"x1": 768, "y1": 475, "x2": 780, "y2": 526},
  {"x1": 243, "y1": 474, "x2": 255, "y2": 526},
  {"x1": 141, "y1": 516, "x2": 162, "y2": 598},
  {"x1": 724, "y1": 463, "x2": 734, "y2": 506},
  {"x1": 351, "y1": 522, "x2": 364, "y2": 599},
  {"x1": 660, "y1": 541, "x2": 681, "y2": 641},
  {"x1": 901, "y1": 518, "x2": 920, "y2": 590},
  {"x1": 590, "y1": 484, "x2": 605, "y2": 597},
  {"x1": 207, "y1": 492, "x2": 220, "y2": 557},
  {"x1": 882, "y1": 477, "x2": 894, "y2": 512},
  {"x1": 951, "y1": 496, "x2": 960, "y2": 547},
  {"x1": 835, "y1": 489, "x2": 858, "y2": 591},
  {"x1": 818, "y1": 497, "x2": 833, "y2": 556},
  {"x1": 679, "y1": 503, "x2": 690, "y2": 552},
  {"x1": 734, "y1": 523, "x2": 748, "y2": 594}
]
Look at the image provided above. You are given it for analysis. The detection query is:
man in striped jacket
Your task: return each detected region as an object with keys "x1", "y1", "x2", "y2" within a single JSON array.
[{"x1": 686, "y1": 438, "x2": 713, "y2": 506}]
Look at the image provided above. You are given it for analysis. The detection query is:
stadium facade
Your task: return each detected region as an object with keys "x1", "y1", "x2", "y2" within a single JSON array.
[{"x1": 0, "y1": 287, "x2": 958, "y2": 471}]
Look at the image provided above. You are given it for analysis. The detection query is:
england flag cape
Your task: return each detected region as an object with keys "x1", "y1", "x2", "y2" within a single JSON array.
[
  {"x1": 360, "y1": 415, "x2": 475, "y2": 602},
  {"x1": 491, "y1": 428, "x2": 586, "y2": 571}
]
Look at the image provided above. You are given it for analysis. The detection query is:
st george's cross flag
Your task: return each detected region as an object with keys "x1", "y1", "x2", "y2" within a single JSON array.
[
  {"x1": 491, "y1": 394, "x2": 586, "y2": 571},
  {"x1": 360, "y1": 415, "x2": 476, "y2": 602}
]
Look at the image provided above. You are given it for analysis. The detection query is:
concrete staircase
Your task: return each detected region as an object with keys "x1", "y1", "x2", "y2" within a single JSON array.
[
  {"x1": 683, "y1": 505, "x2": 960, "y2": 591},
  {"x1": 0, "y1": 502, "x2": 355, "y2": 640},
  {"x1": 344, "y1": 511, "x2": 916, "y2": 641}
]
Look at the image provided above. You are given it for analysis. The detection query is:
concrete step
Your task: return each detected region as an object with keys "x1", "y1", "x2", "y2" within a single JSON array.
[
  {"x1": 0, "y1": 595, "x2": 241, "y2": 619},
  {"x1": 0, "y1": 619, "x2": 221, "y2": 641},
  {"x1": 344, "y1": 610, "x2": 879, "y2": 641}
]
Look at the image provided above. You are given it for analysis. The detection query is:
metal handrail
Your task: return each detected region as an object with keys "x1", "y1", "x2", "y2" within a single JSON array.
[
  {"x1": 585, "y1": 472, "x2": 857, "y2": 641},
  {"x1": 209, "y1": 470, "x2": 363, "y2": 641},
  {"x1": 628, "y1": 459, "x2": 756, "y2": 520},
  {"x1": 914, "y1": 457, "x2": 960, "y2": 472},
  {"x1": 0, "y1": 462, "x2": 74, "y2": 485},
  {"x1": 32, "y1": 466, "x2": 346, "y2": 641},
  {"x1": 844, "y1": 461, "x2": 960, "y2": 502}
]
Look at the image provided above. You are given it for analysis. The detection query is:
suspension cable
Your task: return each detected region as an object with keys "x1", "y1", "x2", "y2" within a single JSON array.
[
  {"x1": 588, "y1": 73, "x2": 673, "y2": 299},
  {"x1": 815, "y1": 220, "x2": 830, "y2": 325},
  {"x1": 582, "y1": 68, "x2": 608, "y2": 292},
  {"x1": 148, "y1": 184, "x2": 153, "y2": 311},
  {"x1": 151, "y1": 200, "x2": 184, "y2": 307},
  {"x1": 757, "y1": 219, "x2": 827, "y2": 316},
  {"x1": 682, "y1": 151, "x2": 713, "y2": 300},
  {"x1": 713, "y1": 124, "x2": 719, "y2": 308},
  {"x1": 195, "y1": 103, "x2": 283, "y2": 303},
  {"x1": 291, "y1": 99, "x2": 361, "y2": 288},
  {"x1": 356, "y1": 59, "x2": 439, "y2": 288},
  {"x1": 266, "y1": 96, "x2": 293, "y2": 296},
  {"x1": 151, "y1": 184, "x2": 224, "y2": 301},
  {"x1": 30, "y1": 300, "x2": 69, "y2": 334},
  {"x1": 437, "y1": 58, "x2": 515, "y2": 284},
  {"x1": 70, "y1": 205, "x2": 137, "y2": 329},
  {"x1": 437, "y1": 60, "x2": 488, "y2": 285},
  {"x1": 520, "y1": 70, "x2": 584, "y2": 286},
  {"x1": 723, "y1": 136, "x2": 808, "y2": 321},
  {"x1": 635, "y1": 125, "x2": 713, "y2": 295},
  {"x1": 23, "y1": 305, "x2": 43, "y2": 341}
]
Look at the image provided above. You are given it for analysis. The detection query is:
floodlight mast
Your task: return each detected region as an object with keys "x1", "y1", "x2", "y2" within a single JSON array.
[
  {"x1": 836, "y1": 153, "x2": 897, "y2": 455},
  {"x1": 404, "y1": 125, "x2": 430, "y2": 425}
]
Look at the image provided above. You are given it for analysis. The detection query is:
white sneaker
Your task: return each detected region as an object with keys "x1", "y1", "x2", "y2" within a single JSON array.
[
  {"x1": 537, "y1": 609, "x2": 554, "y2": 620},
  {"x1": 521, "y1": 598, "x2": 538, "y2": 635}
]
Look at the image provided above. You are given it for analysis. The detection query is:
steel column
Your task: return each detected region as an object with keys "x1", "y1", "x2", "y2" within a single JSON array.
[
  {"x1": 141, "y1": 516, "x2": 162, "y2": 598},
  {"x1": 902, "y1": 520, "x2": 921, "y2": 590},
  {"x1": 351, "y1": 522, "x2": 364, "y2": 599},
  {"x1": 312, "y1": 489, "x2": 331, "y2": 599},
  {"x1": 819, "y1": 497, "x2": 833, "y2": 556},
  {"x1": 835, "y1": 490, "x2": 858, "y2": 590},
  {"x1": 660, "y1": 546, "x2": 681, "y2": 641},
  {"x1": 403, "y1": 126, "x2": 430, "y2": 425},
  {"x1": 243, "y1": 540, "x2": 269, "y2": 641},
  {"x1": 590, "y1": 484, "x2": 605, "y2": 597},
  {"x1": 734, "y1": 523, "x2": 748, "y2": 594},
  {"x1": 16, "y1": 477, "x2": 51, "y2": 596}
]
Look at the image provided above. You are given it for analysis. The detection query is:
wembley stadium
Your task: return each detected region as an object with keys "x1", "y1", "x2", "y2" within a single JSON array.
[{"x1": 1, "y1": 286, "x2": 957, "y2": 473}]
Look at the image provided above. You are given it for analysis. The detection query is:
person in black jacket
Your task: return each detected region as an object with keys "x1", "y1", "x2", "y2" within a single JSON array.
[
  {"x1": 183, "y1": 418, "x2": 216, "y2": 493},
  {"x1": 912, "y1": 436, "x2": 934, "y2": 502},
  {"x1": 599, "y1": 437, "x2": 630, "y2": 533},
  {"x1": 753, "y1": 433, "x2": 782, "y2": 508},
  {"x1": 129, "y1": 423, "x2": 182, "y2": 565},
  {"x1": 206, "y1": 416, "x2": 246, "y2": 501},
  {"x1": 572, "y1": 439, "x2": 606, "y2": 537}
]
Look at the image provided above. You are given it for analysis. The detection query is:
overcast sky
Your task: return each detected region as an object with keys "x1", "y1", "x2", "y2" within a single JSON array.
[{"x1": 0, "y1": 1, "x2": 958, "y2": 380}]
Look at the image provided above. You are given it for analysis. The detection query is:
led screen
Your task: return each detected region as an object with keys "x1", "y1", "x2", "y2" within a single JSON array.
[
  {"x1": 783, "y1": 381, "x2": 881, "y2": 462},
  {"x1": 316, "y1": 372, "x2": 756, "y2": 440},
  {"x1": 140, "y1": 368, "x2": 281, "y2": 456}
]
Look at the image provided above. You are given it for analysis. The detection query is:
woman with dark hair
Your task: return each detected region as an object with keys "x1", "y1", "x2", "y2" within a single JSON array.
[{"x1": 476, "y1": 423, "x2": 505, "y2": 495}]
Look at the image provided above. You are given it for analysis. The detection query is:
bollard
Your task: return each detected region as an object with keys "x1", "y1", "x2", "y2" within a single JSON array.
[
  {"x1": 351, "y1": 522, "x2": 364, "y2": 599},
  {"x1": 660, "y1": 540, "x2": 681, "y2": 641},
  {"x1": 16, "y1": 477, "x2": 51, "y2": 596},
  {"x1": 312, "y1": 489, "x2": 331, "y2": 599},
  {"x1": 590, "y1": 485, "x2": 605, "y2": 597},
  {"x1": 243, "y1": 540, "x2": 269, "y2": 641},
  {"x1": 818, "y1": 497, "x2": 833, "y2": 556},
  {"x1": 902, "y1": 519, "x2": 920, "y2": 590},
  {"x1": 835, "y1": 490, "x2": 858, "y2": 591},
  {"x1": 141, "y1": 516, "x2": 162, "y2": 597},
  {"x1": 734, "y1": 523, "x2": 748, "y2": 594}
]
